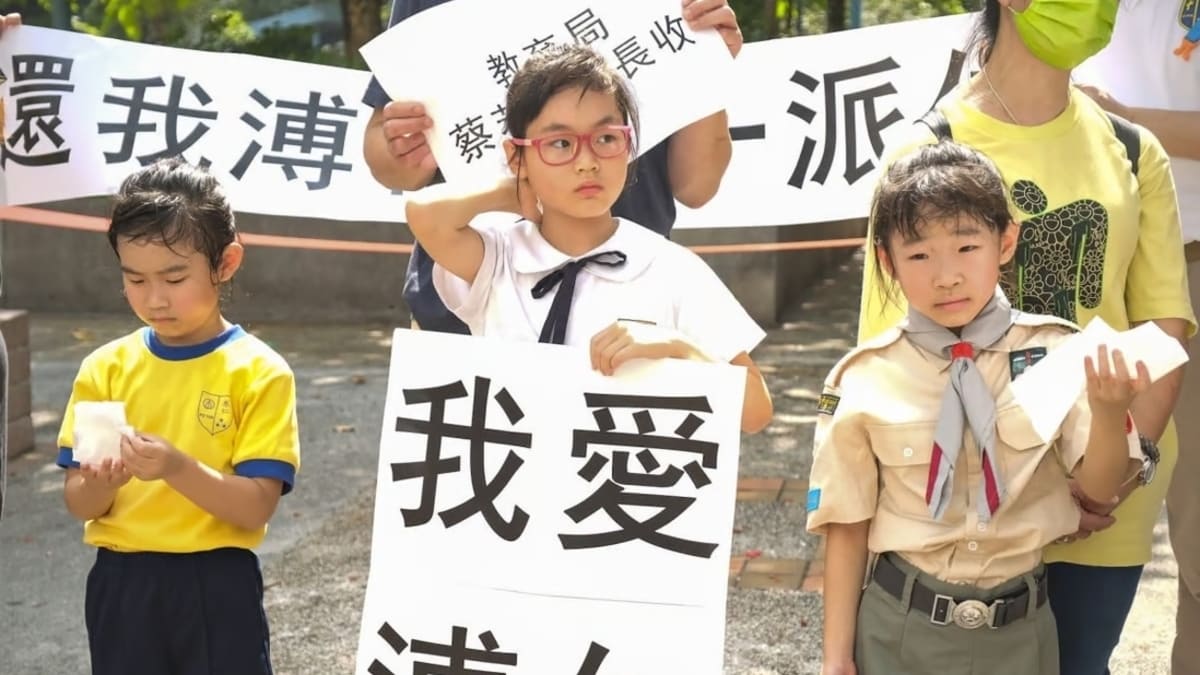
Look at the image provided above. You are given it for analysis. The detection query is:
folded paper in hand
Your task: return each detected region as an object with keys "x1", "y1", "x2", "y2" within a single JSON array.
[
  {"x1": 73, "y1": 402, "x2": 130, "y2": 464},
  {"x1": 1010, "y1": 318, "x2": 1189, "y2": 443}
]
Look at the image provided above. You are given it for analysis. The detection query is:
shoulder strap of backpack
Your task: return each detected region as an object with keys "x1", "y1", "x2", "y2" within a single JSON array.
[
  {"x1": 1105, "y1": 111, "x2": 1141, "y2": 178},
  {"x1": 917, "y1": 108, "x2": 953, "y2": 142}
]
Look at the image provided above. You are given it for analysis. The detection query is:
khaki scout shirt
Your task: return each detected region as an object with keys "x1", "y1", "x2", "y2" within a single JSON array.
[{"x1": 806, "y1": 314, "x2": 1141, "y2": 589}]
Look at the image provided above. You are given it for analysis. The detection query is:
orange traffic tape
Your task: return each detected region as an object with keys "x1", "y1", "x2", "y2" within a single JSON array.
[
  {"x1": 0, "y1": 205, "x2": 866, "y2": 255},
  {"x1": 0, "y1": 205, "x2": 416, "y2": 254}
]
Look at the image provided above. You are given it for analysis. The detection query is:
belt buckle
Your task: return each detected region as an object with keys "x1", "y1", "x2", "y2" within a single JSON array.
[
  {"x1": 951, "y1": 598, "x2": 992, "y2": 630},
  {"x1": 930, "y1": 594, "x2": 954, "y2": 626}
]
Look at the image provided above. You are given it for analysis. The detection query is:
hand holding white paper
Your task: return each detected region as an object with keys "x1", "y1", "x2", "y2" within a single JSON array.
[
  {"x1": 357, "y1": 0, "x2": 736, "y2": 186},
  {"x1": 1010, "y1": 318, "x2": 1190, "y2": 443},
  {"x1": 72, "y1": 401, "x2": 130, "y2": 464}
]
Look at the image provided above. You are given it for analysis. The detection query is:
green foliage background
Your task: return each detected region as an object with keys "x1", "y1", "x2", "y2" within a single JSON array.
[{"x1": 728, "y1": 0, "x2": 968, "y2": 42}]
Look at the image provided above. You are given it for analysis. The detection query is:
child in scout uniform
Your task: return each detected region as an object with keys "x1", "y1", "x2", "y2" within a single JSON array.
[
  {"x1": 404, "y1": 44, "x2": 772, "y2": 433},
  {"x1": 808, "y1": 142, "x2": 1152, "y2": 675},
  {"x1": 57, "y1": 158, "x2": 300, "y2": 675}
]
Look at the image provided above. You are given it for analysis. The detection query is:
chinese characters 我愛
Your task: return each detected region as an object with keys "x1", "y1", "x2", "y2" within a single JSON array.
[
  {"x1": 3, "y1": 54, "x2": 76, "y2": 167},
  {"x1": 369, "y1": 622, "x2": 611, "y2": 675},
  {"x1": 559, "y1": 393, "x2": 721, "y2": 558},
  {"x1": 392, "y1": 377, "x2": 532, "y2": 541}
]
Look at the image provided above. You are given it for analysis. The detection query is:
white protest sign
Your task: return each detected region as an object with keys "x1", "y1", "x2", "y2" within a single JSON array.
[
  {"x1": 355, "y1": 329, "x2": 745, "y2": 675},
  {"x1": 1011, "y1": 317, "x2": 1190, "y2": 443},
  {"x1": 676, "y1": 12, "x2": 976, "y2": 228},
  {"x1": 359, "y1": 0, "x2": 735, "y2": 186},
  {"x1": 1, "y1": 14, "x2": 1000, "y2": 229},
  {"x1": 0, "y1": 26, "x2": 398, "y2": 221}
]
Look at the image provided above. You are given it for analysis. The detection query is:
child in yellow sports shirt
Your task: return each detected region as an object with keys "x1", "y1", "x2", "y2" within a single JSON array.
[{"x1": 56, "y1": 157, "x2": 300, "y2": 675}]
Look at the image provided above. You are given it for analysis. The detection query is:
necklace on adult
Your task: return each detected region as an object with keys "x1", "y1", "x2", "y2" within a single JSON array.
[{"x1": 982, "y1": 66, "x2": 1021, "y2": 125}]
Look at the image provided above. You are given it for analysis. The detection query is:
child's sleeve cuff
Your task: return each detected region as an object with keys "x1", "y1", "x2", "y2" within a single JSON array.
[
  {"x1": 56, "y1": 447, "x2": 80, "y2": 469},
  {"x1": 234, "y1": 459, "x2": 297, "y2": 495}
]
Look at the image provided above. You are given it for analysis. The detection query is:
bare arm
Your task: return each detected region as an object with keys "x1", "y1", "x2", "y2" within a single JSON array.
[
  {"x1": 1130, "y1": 318, "x2": 1190, "y2": 443},
  {"x1": 591, "y1": 325, "x2": 773, "y2": 433},
  {"x1": 404, "y1": 181, "x2": 521, "y2": 284},
  {"x1": 667, "y1": 0, "x2": 741, "y2": 209},
  {"x1": 1072, "y1": 345, "x2": 1157, "y2": 504},
  {"x1": 1123, "y1": 108, "x2": 1200, "y2": 161},
  {"x1": 119, "y1": 433, "x2": 287, "y2": 531},
  {"x1": 1073, "y1": 413, "x2": 1140, "y2": 505},
  {"x1": 730, "y1": 351, "x2": 773, "y2": 434},
  {"x1": 1076, "y1": 85, "x2": 1200, "y2": 160},
  {"x1": 164, "y1": 458, "x2": 283, "y2": 532},
  {"x1": 63, "y1": 469, "x2": 122, "y2": 521},
  {"x1": 822, "y1": 521, "x2": 870, "y2": 673},
  {"x1": 666, "y1": 111, "x2": 733, "y2": 208}
]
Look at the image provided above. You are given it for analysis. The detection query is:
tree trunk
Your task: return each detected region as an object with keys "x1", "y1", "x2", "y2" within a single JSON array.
[
  {"x1": 827, "y1": 0, "x2": 846, "y2": 32},
  {"x1": 342, "y1": 0, "x2": 383, "y2": 64},
  {"x1": 50, "y1": 0, "x2": 70, "y2": 30},
  {"x1": 764, "y1": 0, "x2": 778, "y2": 38}
]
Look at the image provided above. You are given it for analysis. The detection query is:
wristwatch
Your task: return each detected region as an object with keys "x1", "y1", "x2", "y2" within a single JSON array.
[{"x1": 1137, "y1": 434, "x2": 1160, "y2": 486}]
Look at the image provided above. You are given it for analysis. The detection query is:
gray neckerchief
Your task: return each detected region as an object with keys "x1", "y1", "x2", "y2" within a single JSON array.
[{"x1": 901, "y1": 288, "x2": 1017, "y2": 522}]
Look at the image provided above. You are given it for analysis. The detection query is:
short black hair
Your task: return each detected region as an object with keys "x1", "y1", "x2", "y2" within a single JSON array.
[
  {"x1": 869, "y1": 141, "x2": 1012, "y2": 295},
  {"x1": 505, "y1": 44, "x2": 640, "y2": 178},
  {"x1": 107, "y1": 157, "x2": 237, "y2": 274}
]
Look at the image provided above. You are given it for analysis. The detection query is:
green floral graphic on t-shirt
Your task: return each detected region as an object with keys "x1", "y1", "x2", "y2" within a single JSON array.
[{"x1": 1001, "y1": 179, "x2": 1108, "y2": 323}]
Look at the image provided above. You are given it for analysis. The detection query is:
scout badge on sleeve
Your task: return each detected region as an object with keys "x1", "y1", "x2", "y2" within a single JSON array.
[{"x1": 817, "y1": 390, "x2": 840, "y2": 415}]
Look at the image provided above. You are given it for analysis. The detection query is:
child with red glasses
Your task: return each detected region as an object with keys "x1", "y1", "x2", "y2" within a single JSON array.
[{"x1": 405, "y1": 44, "x2": 772, "y2": 433}]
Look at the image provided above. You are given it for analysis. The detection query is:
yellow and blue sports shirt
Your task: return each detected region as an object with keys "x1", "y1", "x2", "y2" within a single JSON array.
[{"x1": 57, "y1": 325, "x2": 300, "y2": 553}]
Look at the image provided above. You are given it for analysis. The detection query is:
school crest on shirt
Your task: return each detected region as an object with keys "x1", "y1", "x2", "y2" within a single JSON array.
[{"x1": 197, "y1": 391, "x2": 233, "y2": 435}]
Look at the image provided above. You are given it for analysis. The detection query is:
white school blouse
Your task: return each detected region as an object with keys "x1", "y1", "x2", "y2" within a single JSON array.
[{"x1": 432, "y1": 217, "x2": 766, "y2": 362}]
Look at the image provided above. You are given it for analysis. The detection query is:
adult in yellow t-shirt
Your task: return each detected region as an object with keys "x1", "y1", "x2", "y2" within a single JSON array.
[{"x1": 857, "y1": 3, "x2": 1195, "y2": 674}]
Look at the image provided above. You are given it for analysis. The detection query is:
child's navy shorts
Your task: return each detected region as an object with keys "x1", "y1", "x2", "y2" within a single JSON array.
[{"x1": 85, "y1": 547, "x2": 273, "y2": 675}]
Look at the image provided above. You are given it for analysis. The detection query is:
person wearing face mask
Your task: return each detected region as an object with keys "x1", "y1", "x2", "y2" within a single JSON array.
[
  {"x1": 1073, "y1": 3, "x2": 1200, "y2": 673},
  {"x1": 856, "y1": 2, "x2": 1196, "y2": 674}
]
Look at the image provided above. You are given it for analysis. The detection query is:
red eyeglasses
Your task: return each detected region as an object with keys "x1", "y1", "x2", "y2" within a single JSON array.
[{"x1": 511, "y1": 125, "x2": 632, "y2": 166}]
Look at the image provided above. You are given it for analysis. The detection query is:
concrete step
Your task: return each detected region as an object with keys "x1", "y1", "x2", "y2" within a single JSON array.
[
  {"x1": 9, "y1": 377, "x2": 30, "y2": 423},
  {"x1": 0, "y1": 309, "x2": 29, "y2": 350},
  {"x1": 1, "y1": 310, "x2": 34, "y2": 457},
  {"x1": 8, "y1": 414, "x2": 34, "y2": 459}
]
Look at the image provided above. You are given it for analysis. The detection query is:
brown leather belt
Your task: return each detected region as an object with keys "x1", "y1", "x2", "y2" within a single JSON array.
[{"x1": 871, "y1": 553, "x2": 1048, "y2": 630}]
